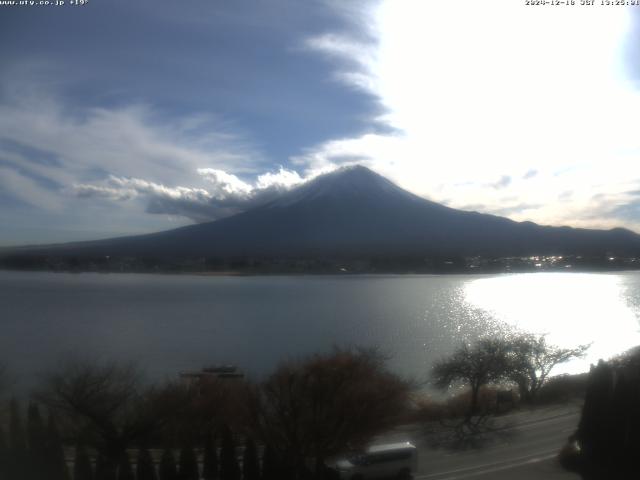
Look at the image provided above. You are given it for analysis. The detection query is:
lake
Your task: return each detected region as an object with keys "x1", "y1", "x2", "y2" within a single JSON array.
[{"x1": 2, "y1": 270, "x2": 640, "y2": 392}]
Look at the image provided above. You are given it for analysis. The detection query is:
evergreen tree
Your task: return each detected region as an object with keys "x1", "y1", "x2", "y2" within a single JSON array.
[
  {"x1": 178, "y1": 445, "x2": 199, "y2": 480},
  {"x1": 159, "y1": 448, "x2": 178, "y2": 480},
  {"x1": 95, "y1": 453, "x2": 117, "y2": 480},
  {"x1": 27, "y1": 402, "x2": 47, "y2": 478},
  {"x1": 0, "y1": 425, "x2": 8, "y2": 480},
  {"x1": 9, "y1": 398, "x2": 27, "y2": 479},
  {"x1": 242, "y1": 438, "x2": 260, "y2": 480},
  {"x1": 202, "y1": 435, "x2": 218, "y2": 480},
  {"x1": 46, "y1": 412, "x2": 71, "y2": 480},
  {"x1": 137, "y1": 447, "x2": 158, "y2": 480},
  {"x1": 260, "y1": 445, "x2": 278, "y2": 480},
  {"x1": 261, "y1": 445, "x2": 292, "y2": 480},
  {"x1": 219, "y1": 426, "x2": 240, "y2": 480},
  {"x1": 117, "y1": 451, "x2": 135, "y2": 480},
  {"x1": 74, "y1": 444, "x2": 94, "y2": 480}
]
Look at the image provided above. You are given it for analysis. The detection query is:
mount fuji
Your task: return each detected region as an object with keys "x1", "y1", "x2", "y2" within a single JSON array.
[{"x1": 4, "y1": 166, "x2": 640, "y2": 262}]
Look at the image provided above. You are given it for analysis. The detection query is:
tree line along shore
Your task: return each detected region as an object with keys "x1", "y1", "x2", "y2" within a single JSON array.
[
  {"x1": 0, "y1": 338, "x2": 637, "y2": 480},
  {"x1": 2, "y1": 252, "x2": 640, "y2": 275}
]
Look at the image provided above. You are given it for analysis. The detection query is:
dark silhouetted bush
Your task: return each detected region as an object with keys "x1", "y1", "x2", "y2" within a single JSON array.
[
  {"x1": 117, "y1": 451, "x2": 135, "y2": 480},
  {"x1": 220, "y1": 426, "x2": 240, "y2": 480},
  {"x1": 8, "y1": 398, "x2": 27, "y2": 478},
  {"x1": 572, "y1": 348, "x2": 640, "y2": 479},
  {"x1": 0, "y1": 425, "x2": 8, "y2": 480},
  {"x1": 159, "y1": 449, "x2": 178, "y2": 480},
  {"x1": 39, "y1": 360, "x2": 187, "y2": 470},
  {"x1": 46, "y1": 413, "x2": 70, "y2": 480},
  {"x1": 95, "y1": 453, "x2": 117, "y2": 480},
  {"x1": 242, "y1": 438, "x2": 260, "y2": 480},
  {"x1": 74, "y1": 444, "x2": 94, "y2": 480},
  {"x1": 27, "y1": 402, "x2": 47, "y2": 478},
  {"x1": 261, "y1": 445, "x2": 290, "y2": 480},
  {"x1": 202, "y1": 435, "x2": 218, "y2": 480},
  {"x1": 136, "y1": 447, "x2": 157, "y2": 480},
  {"x1": 178, "y1": 446, "x2": 199, "y2": 480},
  {"x1": 537, "y1": 373, "x2": 588, "y2": 404},
  {"x1": 252, "y1": 348, "x2": 410, "y2": 479}
]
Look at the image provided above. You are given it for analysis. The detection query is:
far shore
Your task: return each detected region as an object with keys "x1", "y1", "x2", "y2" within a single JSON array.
[{"x1": 3, "y1": 265, "x2": 640, "y2": 277}]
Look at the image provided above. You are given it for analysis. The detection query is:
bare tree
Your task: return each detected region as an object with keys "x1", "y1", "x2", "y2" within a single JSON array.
[
  {"x1": 505, "y1": 334, "x2": 589, "y2": 403},
  {"x1": 249, "y1": 347, "x2": 412, "y2": 479},
  {"x1": 37, "y1": 359, "x2": 189, "y2": 469},
  {"x1": 432, "y1": 338, "x2": 511, "y2": 422},
  {"x1": 156, "y1": 375, "x2": 253, "y2": 449}
]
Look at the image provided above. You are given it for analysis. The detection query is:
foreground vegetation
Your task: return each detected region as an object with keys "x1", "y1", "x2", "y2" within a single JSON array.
[
  {"x1": 0, "y1": 336, "x2": 593, "y2": 479},
  {"x1": 560, "y1": 347, "x2": 640, "y2": 479},
  {"x1": 0, "y1": 348, "x2": 410, "y2": 480},
  {"x1": 429, "y1": 334, "x2": 588, "y2": 434}
]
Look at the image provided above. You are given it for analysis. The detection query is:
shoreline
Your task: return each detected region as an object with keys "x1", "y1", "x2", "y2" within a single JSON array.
[{"x1": 3, "y1": 266, "x2": 640, "y2": 278}]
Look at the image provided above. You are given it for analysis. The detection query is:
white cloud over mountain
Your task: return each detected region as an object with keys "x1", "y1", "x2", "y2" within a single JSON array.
[
  {"x1": 298, "y1": 0, "x2": 640, "y2": 232},
  {"x1": 71, "y1": 167, "x2": 307, "y2": 222},
  {"x1": 3, "y1": 0, "x2": 640, "y2": 244}
]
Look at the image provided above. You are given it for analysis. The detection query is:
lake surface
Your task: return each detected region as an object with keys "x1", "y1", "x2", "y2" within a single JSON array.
[{"x1": 2, "y1": 270, "x2": 640, "y2": 392}]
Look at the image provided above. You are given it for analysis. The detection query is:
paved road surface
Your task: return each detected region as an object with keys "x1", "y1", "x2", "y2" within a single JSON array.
[{"x1": 382, "y1": 403, "x2": 583, "y2": 480}]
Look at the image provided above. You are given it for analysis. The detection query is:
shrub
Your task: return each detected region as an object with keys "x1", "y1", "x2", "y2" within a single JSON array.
[
  {"x1": 95, "y1": 453, "x2": 117, "y2": 480},
  {"x1": 117, "y1": 451, "x2": 135, "y2": 480},
  {"x1": 412, "y1": 395, "x2": 449, "y2": 423},
  {"x1": 219, "y1": 426, "x2": 240, "y2": 480},
  {"x1": 250, "y1": 347, "x2": 411, "y2": 479},
  {"x1": 46, "y1": 413, "x2": 70, "y2": 480},
  {"x1": 242, "y1": 438, "x2": 260, "y2": 480},
  {"x1": 74, "y1": 444, "x2": 94, "y2": 480},
  {"x1": 136, "y1": 447, "x2": 157, "y2": 480},
  {"x1": 159, "y1": 449, "x2": 178, "y2": 480},
  {"x1": 178, "y1": 446, "x2": 199, "y2": 480},
  {"x1": 536, "y1": 373, "x2": 588, "y2": 404},
  {"x1": 201, "y1": 435, "x2": 218, "y2": 480}
]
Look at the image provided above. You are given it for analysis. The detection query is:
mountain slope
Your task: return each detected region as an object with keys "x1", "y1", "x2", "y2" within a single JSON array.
[{"x1": 5, "y1": 166, "x2": 640, "y2": 259}]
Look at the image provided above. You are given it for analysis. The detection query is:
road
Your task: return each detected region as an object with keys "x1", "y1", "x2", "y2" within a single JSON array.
[{"x1": 382, "y1": 403, "x2": 583, "y2": 480}]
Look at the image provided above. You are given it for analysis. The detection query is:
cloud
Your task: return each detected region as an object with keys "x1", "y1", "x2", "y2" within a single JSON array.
[
  {"x1": 0, "y1": 81, "x2": 265, "y2": 189},
  {"x1": 558, "y1": 191, "x2": 574, "y2": 201},
  {"x1": 490, "y1": 176, "x2": 512, "y2": 190},
  {"x1": 489, "y1": 203, "x2": 544, "y2": 217},
  {"x1": 0, "y1": 80, "x2": 290, "y2": 225},
  {"x1": 4, "y1": 0, "x2": 640, "y2": 241},
  {"x1": 549, "y1": 186, "x2": 640, "y2": 232},
  {"x1": 255, "y1": 168, "x2": 304, "y2": 190},
  {"x1": 71, "y1": 167, "x2": 308, "y2": 222},
  {"x1": 196, "y1": 169, "x2": 253, "y2": 195},
  {"x1": 0, "y1": 78, "x2": 315, "y2": 226},
  {"x1": 457, "y1": 200, "x2": 542, "y2": 217},
  {"x1": 304, "y1": 33, "x2": 378, "y2": 93},
  {"x1": 73, "y1": 184, "x2": 137, "y2": 201},
  {"x1": 294, "y1": 0, "x2": 640, "y2": 233},
  {"x1": 609, "y1": 199, "x2": 640, "y2": 222},
  {"x1": 0, "y1": 166, "x2": 63, "y2": 211}
]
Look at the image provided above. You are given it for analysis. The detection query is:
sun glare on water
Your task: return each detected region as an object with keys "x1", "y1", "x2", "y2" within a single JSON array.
[{"x1": 463, "y1": 273, "x2": 640, "y2": 374}]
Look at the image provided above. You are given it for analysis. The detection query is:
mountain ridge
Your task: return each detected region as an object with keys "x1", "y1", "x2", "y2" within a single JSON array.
[{"x1": 3, "y1": 166, "x2": 640, "y2": 263}]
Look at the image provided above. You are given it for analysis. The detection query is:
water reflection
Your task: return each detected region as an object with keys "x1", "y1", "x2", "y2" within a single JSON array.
[
  {"x1": 2, "y1": 271, "x2": 640, "y2": 392},
  {"x1": 463, "y1": 273, "x2": 640, "y2": 374}
]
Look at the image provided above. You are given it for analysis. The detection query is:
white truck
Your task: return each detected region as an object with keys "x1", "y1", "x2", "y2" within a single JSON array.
[{"x1": 331, "y1": 442, "x2": 418, "y2": 480}]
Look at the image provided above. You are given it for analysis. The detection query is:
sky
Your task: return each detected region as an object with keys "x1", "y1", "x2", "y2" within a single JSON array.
[{"x1": 1, "y1": 0, "x2": 640, "y2": 246}]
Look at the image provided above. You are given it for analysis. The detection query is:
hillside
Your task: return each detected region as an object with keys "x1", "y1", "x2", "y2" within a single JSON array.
[{"x1": 2, "y1": 166, "x2": 640, "y2": 272}]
